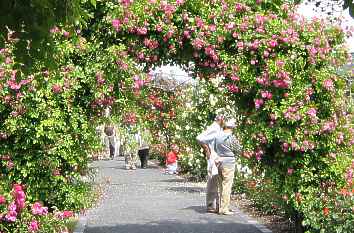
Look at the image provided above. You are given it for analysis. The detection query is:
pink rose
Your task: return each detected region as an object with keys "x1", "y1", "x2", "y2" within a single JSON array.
[
  {"x1": 231, "y1": 75, "x2": 240, "y2": 81},
  {"x1": 63, "y1": 31, "x2": 70, "y2": 38},
  {"x1": 183, "y1": 31, "x2": 191, "y2": 38},
  {"x1": 32, "y1": 202, "x2": 48, "y2": 216},
  {"x1": 268, "y1": 40, "x2": 278, "y2": 48},
  {"x1": 52, "y1": 84, "x2": 62, "y2": 94},
  {"x1": 28, "y1": 220, "x2": 39, "y2": 232},
  {"x1": 112, "y1": 19, "x2": 121, "y2": 31},
  {"x1": 96, "y1": 72, "x2": 105, "y2": 86},
  {"x1": 254, "y1": 99, "x2": 264, "y2": 109},
  {"x1": 0, "y1": 195, "x2": 6, "y2": 205},
  {"x1": 6, "y1": 161, "x2": 14, "y2": 169},
  {"x1": 155, "y1": 24, "x2": 163, "y2": 32},
  {"x1": 276, "y1": 60, "x2": 284, "y2": 67},
  {"x1": 227, "y1": 84, "x2": 239, "y2": 93},
  {"x1": 5, "y1": 210, "x2": 17, "y2": 222},
  {"x1": 307, "y1": 108, "x2": 317, "y2": 117},
  {"x1": 323, "y1": 79, "x2": 334, "y2": 91},
  {"x1": 261, "y1": 91, "x2": 272, "y2": 100},
  {"x1": 209, "y1": 24, "x2": 216, "y2": 32},
  {"x1": 137, "y1": 27, "x2": 148, "y2": 35},
  {"x1": 287, "y1": 168, "x2": 294, "y2": 175}
]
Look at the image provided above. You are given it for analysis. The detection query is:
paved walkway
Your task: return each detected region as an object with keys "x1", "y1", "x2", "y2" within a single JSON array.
[{"x1": 84, "y1": 157, "x2": 263, "y2": 233}]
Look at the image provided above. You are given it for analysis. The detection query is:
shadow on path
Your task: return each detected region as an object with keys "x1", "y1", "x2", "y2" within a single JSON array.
[
  {"x1": 166, "y1": 186, "x2": 205, "y2": 194},
  {"x1": 84, "y1": 158, "x2": 264, "y2": 233},
  {"x1": 85, "y1": 220, "x2": 261, "y2": 233}
]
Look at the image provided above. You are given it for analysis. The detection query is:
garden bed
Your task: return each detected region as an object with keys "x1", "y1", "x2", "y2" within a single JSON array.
[{"x1": 232, "y1": 194, "x2": 294, "y2": 233}]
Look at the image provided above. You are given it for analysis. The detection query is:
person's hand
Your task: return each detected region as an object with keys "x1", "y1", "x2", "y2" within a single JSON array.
[{"x1": 214, "y1": 156, "x2": 221, "y2": 165}]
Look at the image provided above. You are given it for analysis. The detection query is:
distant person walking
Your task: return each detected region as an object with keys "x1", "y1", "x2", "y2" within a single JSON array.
[
  {"x1": 214, "y1": 119, "x2": 242, "y2": 215},
  {"x1": 137, "y1": 130, "x2": 150, "y2": 169},
  {"x1": 196, "y1": 114, "x2": 224, "y2": 213},
  {"x1": 104, "y1": 122, "x2": 116, "y2": 160}
]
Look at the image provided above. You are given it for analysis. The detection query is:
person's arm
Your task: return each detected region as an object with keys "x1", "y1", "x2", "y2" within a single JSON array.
[
  {"x1": 201, "y1": 143, "x2": 211, "y2": 159},
  {"x1": 196, "y1": 127, "x2": 218, "y2": 158},
  {"x1": 230, "y1": 136, "x2": 242, "y2": 155}
]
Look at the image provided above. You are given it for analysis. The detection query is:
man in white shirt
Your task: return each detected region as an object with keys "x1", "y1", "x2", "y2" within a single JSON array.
[{"x1": 196, "y1": 114, "x2": 224, "y2": 213}]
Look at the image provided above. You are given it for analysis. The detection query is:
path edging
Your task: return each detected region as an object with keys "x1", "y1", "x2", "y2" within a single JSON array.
[{"x1": 234, "y1": 208, "x2": 273, "y2": 233}]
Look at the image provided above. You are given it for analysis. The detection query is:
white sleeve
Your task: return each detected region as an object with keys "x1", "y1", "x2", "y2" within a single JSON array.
[{"x1": 196, "y1": 126, "x2": 217, "y2": 145}]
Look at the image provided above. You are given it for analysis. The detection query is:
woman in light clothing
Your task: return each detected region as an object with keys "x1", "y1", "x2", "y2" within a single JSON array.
[
  {"x1": 214, "y1": 119, "x2": 242, "y2": 215},
  {"x1": 196, "y1": 114, "x2": 224, "y2": 213}
]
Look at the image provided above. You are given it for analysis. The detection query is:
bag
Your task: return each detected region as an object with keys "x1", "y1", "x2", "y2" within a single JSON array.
[
  {"x1": 207, "y1": 151, "x2": 218, "y2": 176},
  {"x1": 208, "y1": 159, "x2": 218, "y2": 176}
]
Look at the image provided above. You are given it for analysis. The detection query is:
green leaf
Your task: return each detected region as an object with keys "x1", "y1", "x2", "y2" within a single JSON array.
[{"x1": 90, "y1": 0, "x2": 97, "y2": 8}]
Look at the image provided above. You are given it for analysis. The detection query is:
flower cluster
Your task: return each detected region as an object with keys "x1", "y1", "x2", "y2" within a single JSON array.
[{"x1": 0, "y1": 183, "x2": 73, "y2": 232}]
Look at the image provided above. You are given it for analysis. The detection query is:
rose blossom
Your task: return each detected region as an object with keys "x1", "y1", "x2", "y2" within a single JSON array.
[
  {"x1": 28, "y1": 220, "x2": 39, "y2": 232},
  {"x1": 5, "y1": 210, "x2": 17, "y2": 222},
  {"x1": 287, "y1": 168, "x2": 294, "y2": 175},
  {"x1": 227, "y1": 84, "x2": 239, "y2": 93},
  {"x1": 307, "y1": 108, "x2": 317, "y2": 117},
  {"x1": 255, "y1": 99, "x2": 264, "y2": 109},
  {"x1": 268, "y1": 40, "x2": 278, "y2": 48},
  {"x1": 176, "y1": 0, "x2": 184, "y2": 5},
  {"x1": 136, "y1": 27, "x2": 148, "y2": 35},
  {"x1": 323, "y1": 79, "x2": 334, "y2": 91},
  {"x1": 32, "y1": 202, "x2": 48, "y2": 216},
  {"x1": 0, "y1": 195, "x2": 6, "y2": 205},
  {"x1": 230, "y1": 75, "x2": 240, "y2": 81},
  {"x1": 261, "y1": 91, "x2": 272, "y2": 100},
  {"x1": 52, "y1": 84, "x2": 62, "y2": 94},
  {"x1": 112, "y1": 19, "x2": 121, "y2": 31}
]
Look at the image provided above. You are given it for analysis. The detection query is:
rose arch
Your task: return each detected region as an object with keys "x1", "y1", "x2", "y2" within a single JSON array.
[{"x1": 0, "y1": 0, "x2": 353, "y2": 232}]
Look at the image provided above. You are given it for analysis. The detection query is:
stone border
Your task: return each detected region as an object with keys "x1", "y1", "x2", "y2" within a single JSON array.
[
  {"x1": 233, "y1": 208, "x2": 273, "y2": 233},
  {"x1": 73, "y1": 214, "x2": 88, "y2": 233}
]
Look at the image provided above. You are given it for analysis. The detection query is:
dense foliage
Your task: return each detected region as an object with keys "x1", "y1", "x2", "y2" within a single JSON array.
[{"x1": 1, "y1": 0, "x2": 353, "y2": 232}]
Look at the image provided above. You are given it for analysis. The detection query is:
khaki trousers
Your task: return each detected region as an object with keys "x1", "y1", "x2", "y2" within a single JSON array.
[
  {"x1": 217, "y1": 164, "x2": 235, "y2": 213},
  {"x1": 206, "y1": 174, "x2": 219, "y2": 210}
]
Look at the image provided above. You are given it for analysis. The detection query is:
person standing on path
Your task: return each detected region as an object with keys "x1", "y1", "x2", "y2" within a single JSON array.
[
  {"x1": 124, "y1": 126, "x2": 139, "y2": 170},
  {"x1": 104, "y1": 122, "x2": 116, "y2": 160},
  {"x1": 137, "y1": 130, "x2": 150, "y2": 169},
  {"x1": 196, "y1": 114, "x2": 225, "y2": 213},
  {"x1": 214, "y1": 119, "x2": 242, "y2": 215}
]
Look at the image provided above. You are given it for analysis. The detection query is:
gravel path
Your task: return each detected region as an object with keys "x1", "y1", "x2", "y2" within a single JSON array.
[{"x1": 84, "y1": 157, "x2": 262, "y2": 233}]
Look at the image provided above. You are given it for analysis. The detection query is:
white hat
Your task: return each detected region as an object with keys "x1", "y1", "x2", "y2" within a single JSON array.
[
  {"x1": 225, "y1": 119, "x2": 236, "y2": 128},
  {"x1": 215, "y1": 114, "x2": 225, "y2": 121}
]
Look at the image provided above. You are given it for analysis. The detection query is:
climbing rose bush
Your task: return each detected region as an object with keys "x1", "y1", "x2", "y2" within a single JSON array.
[
  {"x1": 0, "y1": 0, "x2": 353, "y2": 232},
  {"x1": 0, "y1": 182, "x2": 73, "y2": 233},
  {"x1": 103, "y1": 0, "x2": 353, "y2": 231}
]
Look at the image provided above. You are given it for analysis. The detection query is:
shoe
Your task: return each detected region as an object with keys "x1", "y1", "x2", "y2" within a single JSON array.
[
  {"x1": 206, "y1": 208, "x2": 218, "y2": 213},
  {"x1": 219, "y1": 210, "x2": 234, "y2": 216},
  {"x1": 131, "y1": 166, "x2": 136, "y2": 170}
]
